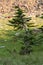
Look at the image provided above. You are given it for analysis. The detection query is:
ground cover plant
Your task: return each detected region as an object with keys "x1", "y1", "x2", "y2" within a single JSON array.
[{"x1": 0, "y1": 29, "x2": 43, "y2": 65}]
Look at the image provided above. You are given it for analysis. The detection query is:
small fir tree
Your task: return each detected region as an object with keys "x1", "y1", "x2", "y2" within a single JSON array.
[
  {"x1": 8, "y1": 6, "x2": 31, "y2": 31},
  {"x1": 8, "y1": 6, "x2": 34, "y2": 55}
]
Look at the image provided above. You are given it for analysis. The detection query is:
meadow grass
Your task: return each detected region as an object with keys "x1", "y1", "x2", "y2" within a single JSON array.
[{"x1": 0, "y1": 30, "x2": 43, "y2": 65}]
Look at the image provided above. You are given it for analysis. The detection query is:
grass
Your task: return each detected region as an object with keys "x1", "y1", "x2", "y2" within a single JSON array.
[
  {"x1": 0, "y1": 29, "x2": 43, "y2": 65},
  {"x1": 30, "y1": 17, "x2": 43, "y2": 28},
  {"x1": 0, "y1": 18, "x2": 13, "y2": 30}
]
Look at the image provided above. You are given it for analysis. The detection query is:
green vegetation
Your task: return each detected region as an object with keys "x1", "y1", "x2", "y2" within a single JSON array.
[
  {"x1": 8, "y1": 6, "x2": 34, "y2": 55},
  {"x1": 0, "y1": 29, "x2": 43, "y2": 65},
  {"x1": 40, "y1": 14, "x2": 43, "y2": 19}
]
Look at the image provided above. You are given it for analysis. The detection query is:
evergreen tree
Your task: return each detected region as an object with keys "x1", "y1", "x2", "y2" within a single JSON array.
[
  {"x1": 8, "y1": 6, "x2": 34, "y2": 55},
  {"x1": 8, "y1": 6, "x2": 31, "y2": 31}
]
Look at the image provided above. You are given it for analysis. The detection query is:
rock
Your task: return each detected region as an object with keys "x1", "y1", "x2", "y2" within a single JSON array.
[
  {"x1": 0, "y1": 46, "x2": 5, "y2": 48},
  {"x1": 0, "y1": 0, "x2": 43, "y2": 17}
]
